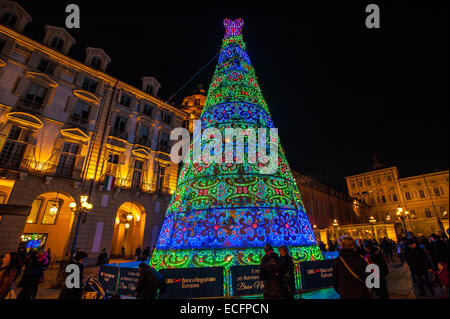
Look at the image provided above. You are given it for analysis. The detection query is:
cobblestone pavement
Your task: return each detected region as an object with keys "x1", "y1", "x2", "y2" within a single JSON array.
[{"x1": 13, "y1": 257, "x2": 448, "y2": 299}]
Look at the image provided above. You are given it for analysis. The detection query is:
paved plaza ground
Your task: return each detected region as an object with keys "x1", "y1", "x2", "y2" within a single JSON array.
[{"x1": 23, "y1": 257, "x2": 447, "y2": 299}]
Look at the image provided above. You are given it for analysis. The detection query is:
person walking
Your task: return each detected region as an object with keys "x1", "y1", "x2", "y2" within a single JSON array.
[
  {"x1": 259, "y1": 244, "x2": 286, "y2": 299},
  {"x1": 136, "y1": 263, "x2": 160, "y2": 299},
  {"x1": 279, "y1": 245, "x2": 295, "y2": 299},
  {"x1": 363, "y1": 241, "x2": 390, "y2": 299},
  {"x1": 404, "y1": 239, "x2": 435, "y2": 297},
  {"x1": 142, "y1": 247, "x2": 150, "y2": 262},
  {"x1": 397, "y1": 239, "x2": 406, "y2": 264},
  {"x1": 429, "y1": 262, "x2": 449, "y2": 298},
  {"x1": 332, "y1": 235, "x2": 371, "y2": 299},
  {"x1": 96, "y1": 249, "x2": 108, "y2": 267},
  {"x1": 0, "y1": 252, "x2": 22, "y2": 299},
  {"x1": 32, "y1": 249, "x2": 49, "y2": 299},
  {"x1": 17, "y1": 250, "x2": 41, "y2": 299},
  {"x1": 135, "y1": 246, "x2": 142, "y2": 261},
  {"x1": 58, "y1": 251, "x2": 88, "y2": 299}
]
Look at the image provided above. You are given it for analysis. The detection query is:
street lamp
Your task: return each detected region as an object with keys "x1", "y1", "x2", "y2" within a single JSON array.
[
  {"x1": 396, "y1": 207, "x2": 409, "y2": 234},
  {"x1": 69, "y1": 194, "x2": 93, "y2": 256}
]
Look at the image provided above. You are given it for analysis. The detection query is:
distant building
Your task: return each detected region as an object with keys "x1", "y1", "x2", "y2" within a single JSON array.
[
  {"x1": 0, "y1": 1, "x2": 199, "y2": 260},
  {"x1": 346, "y1": 165, "x2": 449, "y2": 237}
]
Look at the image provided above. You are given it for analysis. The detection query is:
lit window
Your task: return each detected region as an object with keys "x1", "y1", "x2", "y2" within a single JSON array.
[{"x1": 26, "y1": 199, "x2": 43, "y2": 224}]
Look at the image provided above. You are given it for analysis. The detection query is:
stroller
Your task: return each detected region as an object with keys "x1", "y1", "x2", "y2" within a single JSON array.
[{"x1": 81, "y1": 277, "x2": 108, "y2": 299}]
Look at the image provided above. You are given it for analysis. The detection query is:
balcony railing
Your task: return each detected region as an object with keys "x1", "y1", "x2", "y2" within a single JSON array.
[
  {"x1": 109, "y1": 129, "x2": 128, "y2": 140},
  {"x1": 0, "y1": 158, "x2": 82, "y2": 180},
  {"x1": 135, "y1": 137, "x2": 152, "y2": 148}
]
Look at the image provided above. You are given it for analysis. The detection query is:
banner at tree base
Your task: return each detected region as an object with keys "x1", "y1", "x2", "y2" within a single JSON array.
[
  {"x1": 230, "y1": 265, "x2": 264, "y2": 296},
  {"x1": 299, "y1": 260, "x2": 335, "y2": 291},
  {"x1": 117, "y1": 267, "x2": 140, "y2": 297},
  {"x1": 98, "y1": 265, "x2": 118, "y2": 295},
  {"x1": 158, "y1": 267, "x2": 224, "y2": 299}
]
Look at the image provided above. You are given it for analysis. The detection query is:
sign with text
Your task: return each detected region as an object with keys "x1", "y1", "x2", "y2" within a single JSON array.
[
  {"x1": 299, "y1": 260, "x2": 334, "y2": 291},
  {"x1": 117, "y1": 267, "x2": 140, "y2": 297},
  {"x1": 98, "y1": 265, "x2": 118, "y2": 294},
  {"x1": 230, "y1": 265, "x2": 264, "y2": 296},
  {"x1": 158, "y1": 267, "x2": 223, "y2": 299}
]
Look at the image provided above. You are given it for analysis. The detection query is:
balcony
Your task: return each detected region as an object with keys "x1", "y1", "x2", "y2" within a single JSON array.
[
  {"x1": 135, "y1": 136, "x2": 152, "y2": 148},
  {"x1": 109, "y1": 129, "x2": 128, "y2": 141},
  {"x1": 0, "y1": 157, "x2": 82, "y2": 180},
  {"x1": 98, "y1": 175, "x2": 152, "y2": 193}
]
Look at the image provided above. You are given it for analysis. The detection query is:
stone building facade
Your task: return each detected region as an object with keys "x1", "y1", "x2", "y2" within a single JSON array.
[
  {"x1": 0, "y1": 1, "x2": 197, "y2": 261},
  {"x1": 346, "y1": 166, "x2": 449, "y2": 237}
]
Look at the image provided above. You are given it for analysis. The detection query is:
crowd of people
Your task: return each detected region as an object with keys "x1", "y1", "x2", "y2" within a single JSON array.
[
  {"x1": 1, "y1": 231, "x2": 448, "y2": 299},
  {"x1": 332, "y1": 232, "x2": 449, "y2": 299},
  {"x1": 0, "y1": 245, "x2": 50, "y2": 299}
]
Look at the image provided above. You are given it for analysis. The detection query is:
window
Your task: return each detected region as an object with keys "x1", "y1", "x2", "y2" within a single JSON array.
[
  {"x1": 137, "y1": 125, "x2": 149, "y2": 145},
  {"x1": 0, "y1": 126, "x2": 28, "y2": 170},
  {"x1": 56, "y1": 142, "x2": 79, "y2": 178},
  {"x1": 49, "y1": 37, "x2": 65, "y2": 51},
  {"x1": 112, "y1": 116, "x2": 127, "y2": 137},
  {"x1": 0, "y1": 12, "x2": 18, "y2": 28},
  {"x1": 41, "y1": 200, "x2": 62, "y2": 225},
  {"x1": 132, "y1": 159, "x2": 144, "y2": 189},
  {"x1": 26, "y1": 199, "x2": 43, "y2": 224},
  {"x1": 433, "y1": 188, "x2": 440, "y2": 196},
  {"x1": 350, "y1": 181, "x2": 356, "y2": 189},
  {"x1": 157, "y1": 166, "x2": 166, "y2": 192},
  {"x1": 440, "y1": 206, "x2": 446, "y2": 214},
  {"x1": 381, "y1": 195, "x2": 386, "y2": 204},
  {"x1": 409, "y1": 209, "x2": 416, "y2": 219},
  {"x1": 405, "y1": 192, "x2": 411, "y2": 200},
  {"x1": 392, "y1": 194, "x2": 398, "y2": 202},
  {"x1": 82, "y1": 77, "x2": 98, "y2": 93},
  {"x1": 73, "y1": 100, "x2": 90, "y2": 119},
  {"x1": 194, "y1": 99, "x2": 200, "y2": 106},
  {"x1": 425, "y1": 208, "x2": 432, "y2": 218},
  {"x1": 145, "y1": 84, "x2": 152, "y2": 94},
  {"x1": 159, "y1": 132, "x2": 170, "y2": 152},
  {"x1": 90, "y1": 56, "x2": 102, "y2": 69},
  {"x1": 357, "y1": 179, "x2": 363, "y2": 187},
  {"x1": 376, "y1": 176, "x2": 381, "y2": 184},
  {"x1": 119, "y1": 93, "x2": 131, "y2": 107},
  {"x1": 162, "y1": 112, "x2": 172, "y2": 125},
  {"x1": 107, "y1": 152, "x2": 119, "y2": 164},
  {"x1": 419, "y1": 190, "x2": 425, "y2": 198},
  {"x1": 387, "y1": 175, "x2": 392, "y2": 182},
  {"x1": 37, "y1": 58, "x2": 57, "y2": 75},
  {"x1": 366, "y1": 178, "x2": 371, "y2": 186},
  {"x1": 142, "y1": 104, "x2": 152, "y2": 116},
  {"x1": 25, "y1": 83, "x2": 47, "y2": 105}
]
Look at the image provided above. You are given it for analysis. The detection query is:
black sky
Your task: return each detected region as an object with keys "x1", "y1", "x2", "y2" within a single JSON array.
[{"x1": 14, "y1": 0, "x2": 449, "y2": 192}]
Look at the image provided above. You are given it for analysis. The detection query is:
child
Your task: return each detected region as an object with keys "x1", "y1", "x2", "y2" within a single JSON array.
[{"x1": 429, "y1": 262, "x2": 449, "y2": 298}]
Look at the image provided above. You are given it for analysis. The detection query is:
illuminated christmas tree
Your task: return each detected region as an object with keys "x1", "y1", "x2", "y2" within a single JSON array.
[{"x1": 151, "y1": 18, "x2": 322, "y2": 272}]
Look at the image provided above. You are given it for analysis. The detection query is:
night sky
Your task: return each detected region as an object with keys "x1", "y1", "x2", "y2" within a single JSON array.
[{"x1": 14, "y1": 0, "x2": 448, "y2": 192}]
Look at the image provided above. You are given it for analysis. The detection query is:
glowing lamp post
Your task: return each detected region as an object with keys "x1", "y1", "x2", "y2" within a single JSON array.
[
  {"x1": 396, "y1": 207, "x2": 409, "y2": 234},
  {"x1": 69, "y1": 194, "x2": 93, "y2": 256}
]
